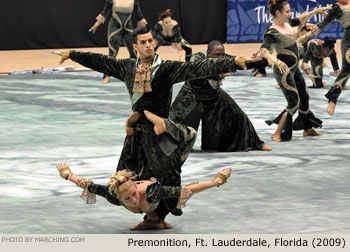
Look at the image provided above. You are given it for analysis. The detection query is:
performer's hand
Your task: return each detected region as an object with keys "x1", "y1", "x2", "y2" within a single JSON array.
[
  {"x1": 314, "y1": 5, "x2": 331, "y2": 15},
  {"x1": 298, "y1": 30, "x2": 313, "y2": 44},
  {"x1": 89, "y1": 21, "x2": 101, "y2": 33},
  {"x1": 310, "y1": 25, "x2": 321, "y2": 36},
  {"x1": 212, "y1": 167, "x2": 232, "y2": 187},
  {"x1": 298, "y1": 34, "x2": 309, "y2": 43},
  {"x1": 96, "y1": 14, "x2": 106, "y2": 23},
  {"x1": 301, "y1": 62, "x2": 311, "y2": 72},
  {"x1": 309, "y1": 74, "x2": 320, "y2": 87},
  {"x1": 305, "y1": 23, "x2": 317, "y2": 31},
  {"x1": 56, "y1": 163, "x2": 72, "y2": 180},
  {"x1": 51, "y1": 50, "x2": 70, "y2": 64},
  {"x1": 275, "y1": 60, "x2": 290, "y2": 75},
  {"x1": 137, "y1": 18, "x2": 148, "y2": 27},
  {"x1": 235, "y1": 56, "x2": 261, "y2": 70}
]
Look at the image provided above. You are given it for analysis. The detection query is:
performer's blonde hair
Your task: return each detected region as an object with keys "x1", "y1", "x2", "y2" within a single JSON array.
[{"x1": 108, "y1": 170, "x2": 136, "y2": 198}]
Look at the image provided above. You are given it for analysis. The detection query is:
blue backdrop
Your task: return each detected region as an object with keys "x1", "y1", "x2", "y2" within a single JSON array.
[{"x1": 227, "y1": 0, "x2": 343, "y2": 43}]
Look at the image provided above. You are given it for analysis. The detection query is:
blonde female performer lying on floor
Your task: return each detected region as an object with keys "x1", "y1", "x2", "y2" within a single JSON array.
[
  {"x1": 56, "y1": 110, "x2": 232, "y2": 230},
  {"x1": 56, "y1": 163, "x2": 231, "y2": 230}
]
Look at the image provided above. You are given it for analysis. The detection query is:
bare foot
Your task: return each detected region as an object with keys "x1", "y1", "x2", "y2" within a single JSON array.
[
  {"x1": 102, "y1": 76, "x2": 110, "y2": 84},
  {"x1": 252, "y1": 69, "x2": 264, "y2": 77},
  {"x1": 327, "y1": 101, "x2": 336, "y2": 116},
  {"x1": 270, "y1": 134, "x2": 281, "y2": 142},
  {"x1": 303, "y1": 128, "x2": 323, "y2": 137},
  {"x1": 130, "y1": 220, "x2": 172, "y2": 230},
  {"x1": 261, "y1": 144, "x2": 272, "y2": 151},
  {"x1": 274, "y1": 84, "x2": 280, "y2": 89},
  {"x1": 163, "y1": 221, "x2": 172, "y2": 229},
  {"x1": 144, "y1": 110, "x2": 166, "y2": 135},
  {"x1": 125, "y1": 112, "x2": 140, "y2": 135},
  {"x1": 342, "y1": 86, "x2": 350, "y2": 90}
]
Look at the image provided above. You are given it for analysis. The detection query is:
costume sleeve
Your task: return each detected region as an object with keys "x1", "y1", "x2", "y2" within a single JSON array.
[
  {"x1": 260, "y1": 28, "x2": 280, "y2": 53},
  {"x1": 329, "y1": 50, "x2": 340, "y2": 71},
  {"x1": 172, "y1": 24, "x2": 182, "y2": 43},
  {"x1": 161, "y1": 56, "x2": 238, "y2": 86},
  {"x1": 302, "y1": 41, "x2": 318, "y2": 63},
  {"x1": 87, "y1": 183, "x2": 121, "y2": 206},
  {"x1": 317, "y1": 4, "x2": 343, "y2": 31},
  {"x1": 184, "y1": 52, "x2": 209, "y2": 86},
  {"x1": 133, "y1": 0, "x2": 145, "y2": 21},
  {"x1": 289, "y1": 18, "x2": 301, "y2": 27},
  {"x1": 100, "y1": 0, "x2": 113, "y2": 18},
  {"x1": 69, "y1": 50, "x2": 130, "y2": 81},
  {"x1": 224, "y1": 54, "x2": 235, "y2": 59},
  {"x1": 144, "y1": 181, "x2": 181, "y2": 204}
]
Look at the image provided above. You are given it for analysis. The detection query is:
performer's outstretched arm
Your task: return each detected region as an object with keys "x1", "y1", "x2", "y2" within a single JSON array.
[
  {"x1": 297, "y1": 5, "x2": 330, "y2": 24},
  {"x1": 312, "y1": 4, "x2": 343, "y2": 35},
  {"x1": 162, "y1": 56, "x2": 263, "y2": 87},
  {"x1": 52, "y1": 50, "x2": 130, "y2": 82}
]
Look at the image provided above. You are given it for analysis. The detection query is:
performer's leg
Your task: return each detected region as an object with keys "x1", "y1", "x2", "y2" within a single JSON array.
[
  {"x1": 325, "y1": 46, "x2": 350, "y2": 115},
  {"x1": 267, "y1": 67, "x2": 299, "y2": 142},
  {"x1": 181, "y1": 38, "x2": 192, "y2": 62},
  {"x1": 154, "y1": 35, "x2": 167, "y2": 52},
  {"x1": 310, "y1": 58, "x2": 324, "y2": 88},
  {"x1": 202, "y1": 90, "x2": 270, "y2": 151},
  {"x1": 252, "y1": 58, "x2": 268, "y2": 77},
  {"x1": 144, "y1": 110, "x2": 196, "y2": 144},
  {"x1": 103, "y1": 20, "x2": 122, "y2": 83},
  {"x1": 134, "y1": 112, "x2": 196, "y2": 222},
  {"x1": 123, "y1": 28, "x2": 137, "y2": 58},
  {"x1": 116, "y1": 135, "x2": 145, "y2": 175},
  {"x1": 293, "y1": 68, "x2": 322, "y2": 136},
  {"x1": 169, "y1": 83, "x2": 203, "y2": 130}
]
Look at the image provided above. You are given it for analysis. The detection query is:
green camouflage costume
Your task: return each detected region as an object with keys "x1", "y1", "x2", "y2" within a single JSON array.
[
  {"x1": 100, "y1": 0, "x2": 145, "y2": 59},
  {"x1": 301, "y1": 38, "x2": 339, "y2": 88},
  {"x1": 169, "y1": 50, "x2": 265, "y2": 152},
  {"x1": 261, "y1": 18, "x2": 322, "y2": 141},
  {"x1": 317, "y1": 4, "x2": 350, "y2": 103},
  {"x1": 154, "y1": 23, "x2": 192, "y2": 62},
  {"x1": 68, "y1": 50, "x2": 247, "y2": 218}
]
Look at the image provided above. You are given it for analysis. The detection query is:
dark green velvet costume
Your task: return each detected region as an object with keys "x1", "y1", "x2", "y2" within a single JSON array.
[
  {"x1": 302, "y1": 38, "x2": 339, "y2": 88},
  {"x1": 261, "y1": 18, "x2": 322, "y2": 141},
  {"x1": 317, "y1": 4, "x2": 350, "y2": 103},
  {"x1": 69, "y1": 50, "x2": 242, "y2": 219},
  {"x1": 154, "y1": 23, "x2": 192, "y2": 62},
  {"x1": 100, "y1": 0, "x2": 145, "y2": 59},
  {"x1": 87, "y1": 117, "x2": 196, "y2": 218},
  {"x1": 169, "y1": 50, "x2": 265, "y2": 152}
]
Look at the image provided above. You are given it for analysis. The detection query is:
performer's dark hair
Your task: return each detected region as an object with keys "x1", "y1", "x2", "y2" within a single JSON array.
[
  {"x1": 133, "y1": 26, "x2": 152, "y2": 43},
  {"x1": 207, "y1": 40, "x2": 224, "y2": 52},
  {"x1": 159, "y1": 9, "x2": 173, "y2": 21},
  {"x1": 323, "y1": 36, "x2": 336, "y2": 49},
  {"x1": 267, "y1": 0, "x2": 289, "y2": 16}
]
